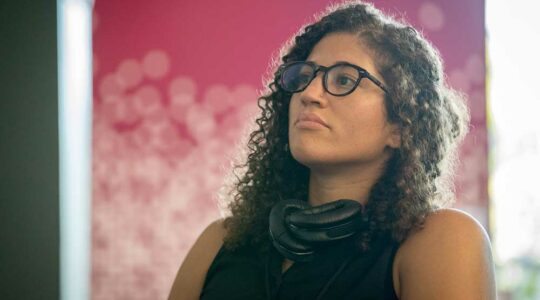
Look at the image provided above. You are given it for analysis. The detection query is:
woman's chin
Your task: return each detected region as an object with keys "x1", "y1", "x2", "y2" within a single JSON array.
[{"x1": 291, "y1": 150, "x2": 338, "y2": 168}]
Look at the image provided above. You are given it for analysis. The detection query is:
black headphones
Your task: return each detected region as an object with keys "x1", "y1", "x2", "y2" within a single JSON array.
[{"x1": 268, "y1": 198, "x2": 369, "y2": 263}]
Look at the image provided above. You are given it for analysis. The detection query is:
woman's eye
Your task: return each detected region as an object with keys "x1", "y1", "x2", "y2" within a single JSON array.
[
  {"x1": 335, "y1": 75, "x2": 355, "y2": 86},
  {"x1": 298, "y1": 73, "x2": 312, "y2": 84}
]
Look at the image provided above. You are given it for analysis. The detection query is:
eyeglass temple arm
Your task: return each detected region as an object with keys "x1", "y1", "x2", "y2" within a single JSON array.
[{"x1": 365, "y1": 74, "x2": 390, "y2": 94}]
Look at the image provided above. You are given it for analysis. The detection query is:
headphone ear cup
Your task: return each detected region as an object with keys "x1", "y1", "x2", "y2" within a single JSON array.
[
  {"x1": 269, "y1": 198, "x2": 369, "y2": 262},
  {"x1": 269, "y1": 199, "x2": 315, "y2": 262},
  {"x1": 288, "y1": 199, "x2": 368, "y2": 243}
]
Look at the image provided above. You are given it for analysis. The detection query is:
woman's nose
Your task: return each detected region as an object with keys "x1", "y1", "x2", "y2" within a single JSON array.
[{"x1": 300, "y1": 73, "x2": 329, "y2": 107}]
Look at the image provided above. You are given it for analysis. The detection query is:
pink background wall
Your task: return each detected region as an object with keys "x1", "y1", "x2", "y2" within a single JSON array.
[{"x1": 91, "y1": 0, "x2": 486, "y2": 298}]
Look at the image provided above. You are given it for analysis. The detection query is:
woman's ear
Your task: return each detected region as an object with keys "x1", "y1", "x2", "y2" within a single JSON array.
[{"x1": 387, "y1": 124, "x2": 401, "y2": 149}]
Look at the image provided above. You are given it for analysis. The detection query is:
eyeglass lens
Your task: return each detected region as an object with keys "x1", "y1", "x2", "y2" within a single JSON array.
[{"x1": 280, "y1": 62, "x2": 362, "y2": 95}]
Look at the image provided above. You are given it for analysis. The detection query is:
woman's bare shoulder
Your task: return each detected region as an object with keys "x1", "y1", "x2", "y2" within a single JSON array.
[
  {"x1": 404, "y1": 208, "x2": 489, "y2": 242},
  {"x1": 198, "y1": 218, "x2": 228, "y2": 247},
  {"x1": 168, "y1": 218, "x2": 228, "y2": 300},
  {"x1": 393, "y1": 208, "x2": 496, "y2": 299}
]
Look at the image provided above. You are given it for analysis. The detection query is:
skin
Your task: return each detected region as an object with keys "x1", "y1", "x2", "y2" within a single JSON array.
[
  {"x1": 169, "y1": 32, "x2": 497, "y2": 299},
  {"x1": 288, "y1": 32, "x2": 401, "y2": 208},
  {"x1": 168, "y1": 219, "x2": 226, "y2": 300},
  {"x1": 394, "y1": 208, "x2": 497, "y2": 299}
]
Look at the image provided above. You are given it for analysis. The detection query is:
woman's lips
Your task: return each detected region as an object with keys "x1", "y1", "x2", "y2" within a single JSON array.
[
  {"x1": 296, "y1": 120, "x2": 329, "y2": 129},
  {"x1": 295, "y1": 112, "x2": 329, "y2": 129}
]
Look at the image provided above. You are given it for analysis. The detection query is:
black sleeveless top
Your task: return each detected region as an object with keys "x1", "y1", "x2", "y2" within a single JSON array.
[{"x1": 200, "y1": 233, "x2": 400, "y2": 300}]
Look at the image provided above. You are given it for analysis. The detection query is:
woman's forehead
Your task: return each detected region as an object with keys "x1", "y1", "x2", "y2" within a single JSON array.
[{"x1": 306, "y1": 32, "x2": 379, "y2": 74}]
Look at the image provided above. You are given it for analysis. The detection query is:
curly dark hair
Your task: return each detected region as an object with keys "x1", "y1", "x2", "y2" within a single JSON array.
[{"x1": 219, "y1": 0, "x2": 469, "y2": 253}]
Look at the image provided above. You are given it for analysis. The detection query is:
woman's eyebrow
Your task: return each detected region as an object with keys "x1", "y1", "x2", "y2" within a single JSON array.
[
  {"x1": 310, "y1": 60, "x2": 353, "y2": 65},
  {"x1": 305, "y1": 60, "x2": 356, "y2": 67}
]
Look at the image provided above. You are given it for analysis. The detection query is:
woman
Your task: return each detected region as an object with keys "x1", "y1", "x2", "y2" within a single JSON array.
[{"x1": 169, "y1": 1, "x2": 496, "y2": 299}]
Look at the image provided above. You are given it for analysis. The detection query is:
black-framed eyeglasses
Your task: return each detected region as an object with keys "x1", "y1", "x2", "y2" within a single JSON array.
[{"x1": 278, "y1": 61, "x2": 389, "y2": 96}]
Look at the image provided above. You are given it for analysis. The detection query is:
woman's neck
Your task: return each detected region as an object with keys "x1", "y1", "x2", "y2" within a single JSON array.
[{"x1": 307, "y1": 160, "x2": 386, "y2": 207}]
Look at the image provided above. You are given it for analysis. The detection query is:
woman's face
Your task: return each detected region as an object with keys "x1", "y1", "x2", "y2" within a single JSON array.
[{"x1": 288, "y1": 32, "x2": 400, "y2": 172}]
